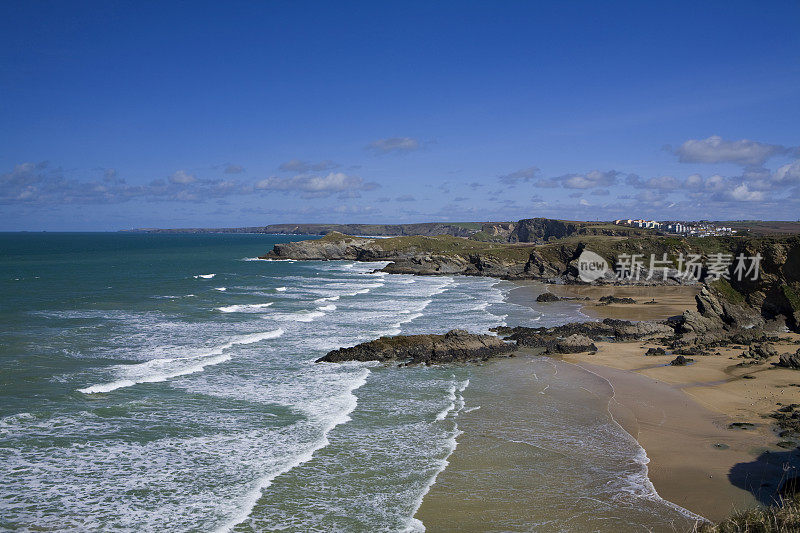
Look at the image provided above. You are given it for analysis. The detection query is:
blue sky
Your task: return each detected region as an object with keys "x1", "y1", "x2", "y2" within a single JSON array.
[{"x1": 1, "y1": 1, "x2": 799, "y2": 230}]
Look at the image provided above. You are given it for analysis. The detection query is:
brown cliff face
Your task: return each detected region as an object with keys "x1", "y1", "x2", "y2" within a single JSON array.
[
  {"x1": 678, "y1": 236, "x2": 800, "y2": 333},
  {"x1": 262, "y1": 231, "x2": 800, "y2": 331}
]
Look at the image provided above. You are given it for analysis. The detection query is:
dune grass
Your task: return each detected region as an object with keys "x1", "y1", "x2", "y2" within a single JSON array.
[{"x1": 695, "y1": 497, "x2": 800, "y2": 532}]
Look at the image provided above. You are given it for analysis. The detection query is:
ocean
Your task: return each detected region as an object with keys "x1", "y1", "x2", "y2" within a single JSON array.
[{"x1": 0, "y1": 233, "x2": 697, "y2": 531}]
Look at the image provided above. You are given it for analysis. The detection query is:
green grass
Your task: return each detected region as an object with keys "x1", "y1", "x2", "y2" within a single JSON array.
[
  {"x1": 696, "y1": 496, "x2": 800, "y2": 532},
  {"x1": 783, "y1": 284, "x2": 800, "y2": 312},
  {"x1": 710, "y1": 278, "x2": 746, "y2": 303},
  {"x1": 445, "y1": 222, "x2": 486, "y2": 230},
  {"x1": 318, "y1": 231, "x2": 799, "y2": 281}
]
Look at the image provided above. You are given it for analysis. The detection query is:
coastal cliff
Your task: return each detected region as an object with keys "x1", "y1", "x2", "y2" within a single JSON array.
[{"x1": 263, "y1": 231, "x2": 800, "y2": 332}]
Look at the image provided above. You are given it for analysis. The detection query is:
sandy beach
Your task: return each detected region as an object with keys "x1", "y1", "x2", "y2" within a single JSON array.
[{"x1": 417, "y1": 281, "x2": 800, "y2": 528}]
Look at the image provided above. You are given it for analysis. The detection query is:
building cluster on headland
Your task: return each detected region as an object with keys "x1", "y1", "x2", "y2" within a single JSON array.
[{"x1": 613, "y1": 219, "x2": 737, "y2": 237}]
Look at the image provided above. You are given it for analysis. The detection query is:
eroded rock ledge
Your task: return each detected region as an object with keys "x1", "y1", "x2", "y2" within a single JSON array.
[
  {"x1": 317, "y1": 319, "x2": 674, "y2": 365},
  {"x1": 316, "y1": 329, "x2": 514, "y2": 365}
]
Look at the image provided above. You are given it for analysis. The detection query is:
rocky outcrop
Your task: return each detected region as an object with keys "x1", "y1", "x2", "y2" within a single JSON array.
[
  {"x1": 778, "y1": 350, "x2": 800, "y2": 369},
  {"x1": 261, "y1": 233, "x2": 383, "y2": 261},
  {"x1": 549, "y1": 334, "x2": 598, "y2": 354},
  {"x1": 507, "y1": 218, "x2": 647, "y2": 243},
  {"x1": 508, "y1": 219, "x2": 579, "y2": 243},
  {"x1": 670, "y1": 355, "x2": 693, "y2": 366},
  {"x1": 598, "y1": 295, "x2": 636, "y2": 305},
  {"x1": 677, "y1": 283, "x2": 764, "y2": 335},
  {"x1": 493, "y1": 318, "x2": 673, "y2": 354},
  {"x1": 316, "y1": 329, "x2": 514, "y2": 365},
  {"x1": 382, "y1": 253, "x2": 530, "y2": 278},
  {"x1": 725, "y1": 236, "x2": 800, "y2": 331},
  {"x1": 536, "y1": 292, "x2": 561, "y2": 302},
  {"x1": 741, "y1": 343, "x2": 778, "y2": 360},
  {"x1": 261, "y1": 228, "x2": 800, "y2": 332},
  {"x1": 770, "y1": 404, "x2": 800, "y2": 437}
]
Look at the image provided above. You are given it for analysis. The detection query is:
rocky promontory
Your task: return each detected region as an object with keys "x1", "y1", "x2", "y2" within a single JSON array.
[
  {"x1": 493, "y1": 318, "x2": 674, "y2": 354},
  {"x1": 316, "y1": 329, "x2": 514, "y2": 365}
]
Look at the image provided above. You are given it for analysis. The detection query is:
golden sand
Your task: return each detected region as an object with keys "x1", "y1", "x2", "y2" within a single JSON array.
[{"x1": 418, "y1": 282, "x2": 800, "y2": 527}]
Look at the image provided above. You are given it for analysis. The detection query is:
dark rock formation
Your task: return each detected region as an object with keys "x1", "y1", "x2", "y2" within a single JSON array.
[
  {"x1": 496, "y1": 318, "x2": 673, "y2": 344},
  {"x1": 645, "y1": 347, "x2": 667, "y2": 356},
  {"x1": 536, "y1": 292, "x2": 561, "y2": 302},
  {"x1": 598, "y1": 295, "x2": 636, "y2": 305},
  {"x1": 508, "y1": 218, "x2": 579, "y2": 243},
  {"x1": 741, "y1": 343, "x2": 778, "y2": 360},
  {"x1": 670, "y1": 355, "x2": 693, "y2": 366},
  {"x1": 778, "y1": 350, "x2": 800, "y2": 369},
  {"x1": 261, "y1": 227, "x2": 800, "y2": 333},
  {"x1": 549, "y1": 334, "x2": 598, "y2": 354},
  {"x1": 677, "y1": 283, "x2": 765, "y2": 335},
  {"x1": 492, "y1": 318, "x2": 672, "y2": 356},
  {"x1": 262, "y1": 233, "x2": 380, "y2": 261},
  {"x1": 316, "y1": 329, "x2": 514, "y2": 365},
  {"x1": 770, "y1": 404, "x2": 800, "y2": 437}
]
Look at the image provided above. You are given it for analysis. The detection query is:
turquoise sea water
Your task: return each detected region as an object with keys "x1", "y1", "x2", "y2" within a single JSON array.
[{"x1": 0, "y1": 233, "x2": 697, "y2": 531}]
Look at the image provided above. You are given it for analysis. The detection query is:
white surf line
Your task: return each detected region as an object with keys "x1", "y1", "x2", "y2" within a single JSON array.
[
  {"x1": 78, "y1": 329, "x2": 285, "y2": 394},
  {"x1": 213, "y1": 368, "x2": 371, "y2": 533},
  {"x1": 570, "y1": 361, "x2": 708, "y2": 523},
  {"x1": 216, "y1": 303, "x2": 273, "y2": 313},
  {"x1": 194, "y1": 273, "x2": 216, "y2": 279},
  {"x1": 435, "y1": 383, "x2": 458, "y2": 421},
  {"x1": 407, "y1": 378, "x2": 470, "y2": 532}
]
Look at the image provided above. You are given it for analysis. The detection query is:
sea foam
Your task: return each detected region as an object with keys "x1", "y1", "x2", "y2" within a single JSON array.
[
  {"x1": 78, "y1": 329, "x2": 285, "y2": 394},
  {"x1": 216, "y1": 303, "x2": 273, "y2": 313}
]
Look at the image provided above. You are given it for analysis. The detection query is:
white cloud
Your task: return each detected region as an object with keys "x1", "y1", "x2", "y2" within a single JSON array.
[
  {"x1": 626, "y1": 174, "x2": 682, "y2": 190},
  {"x1": 499, "y1": 166, "x2": 539, "y2": 185},
  {"x1": 704, "y1": 174, "x2": 727, "y2": 192},
  {"x1": 559, "y1": 170, "x2": 620, "y2": 189},
  {"x1": 685, "y1": 173, "x2": 703, "y2": 188},
  {"x1": 0, "y1": 162, "x2": 244, "y2": 205},
  {"x1": 255, "y1": 172, "x2": 379, "y2": 198},
  {"x1": 169, "y1": 170, "x2": 197, "y2": 184},
  {"x1": 726, "y1": 183, "x2": 765, "y2": 202},
  {"x1": 672, "y1": 135, "x2": 793, "y2": 166},
  {"x1": 773, "y1": 159, "x2": 800, "y2": 184},
  {"x1": 333, "y1": 204, "x2": 378, "y2": 215}
]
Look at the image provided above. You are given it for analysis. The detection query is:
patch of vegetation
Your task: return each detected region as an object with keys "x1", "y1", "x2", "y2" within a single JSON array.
[
  {"x1": 446, "y1": 222, "x2": 486, "y2": 231},
  {"x1": 726, "y1": 221, "x2": 800, "y2": 236},
  {"x1": 319, "y1": 231, "x2": 351, "y2": 242},
  {"x1": 468, "y1": 230, "x2": 507, "y2": 243},
  {"x1": 696, "y1": 496, "x2": 800, "y2": 532},
  {"x1": 711, "y1": 278, "x2": 746, "y2": 304},
  {"x1": 783, "y1": 284, "x2": 800, "y2": 313}
]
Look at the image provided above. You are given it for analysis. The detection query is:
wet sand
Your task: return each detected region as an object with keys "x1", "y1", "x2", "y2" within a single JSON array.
[
  {"x1": 416, "y1": 354, "x2": 703, "y2": 532},
  {"x1": 417, "y1": 281, "x2": 800, "y2": 528},
  {"x1": 545, "y1": 283, "x2": 701, "y2": 321},
  {"x1": 564, "y1": 336, "x2": 800, "y2": 520}
]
